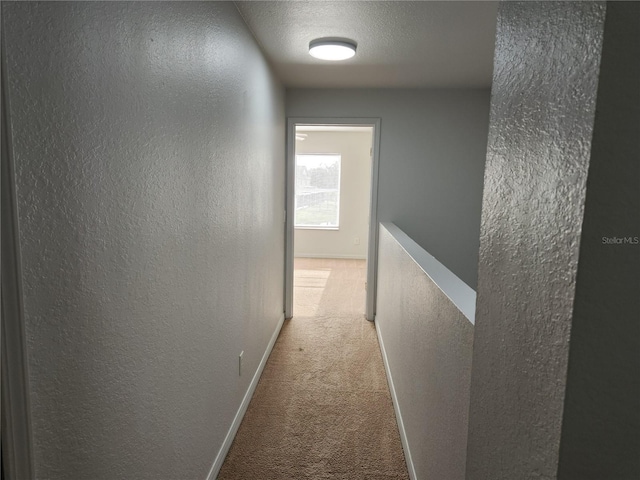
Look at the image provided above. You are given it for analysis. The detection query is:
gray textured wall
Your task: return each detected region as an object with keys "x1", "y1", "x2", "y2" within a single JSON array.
[
  {"x1": 376, "y1": 223, "x2": 474, "y2": 480},
  {"x1": 286, "y1": 88, "x2": 490, "y2": 289},
  {"x1": 558, "y1": 2, "x2": 640, "y2": 478},
  {"x1": 466, "y1": 2, "x2": 607, "y2": 479},
  {"x1": 2, "y1": 2, "x2": 284, "y2": 479}
]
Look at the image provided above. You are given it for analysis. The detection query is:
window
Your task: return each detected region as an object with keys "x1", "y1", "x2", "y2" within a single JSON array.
[{"x1": 295, "y1": 154, "x2": 341, "y2": 229}]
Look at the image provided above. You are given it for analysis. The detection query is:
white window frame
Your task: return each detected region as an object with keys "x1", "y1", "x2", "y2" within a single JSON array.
[{"x1": 294, "y1": 153, "x2": 342, "y2": 230}]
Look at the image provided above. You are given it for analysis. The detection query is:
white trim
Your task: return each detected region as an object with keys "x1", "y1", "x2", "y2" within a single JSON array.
[
  {"x1": 297, "y1": 125, "x2": 372, "y2": 133},
  {"x1": 294, "y1": 227, "x2": 340, "y2": 231},
  {"x1": 366, "y1": 120, "x2": 382, "y2": 321},
  {"x1": 206, "y1": 313, "x2": 285, "y2": 480},
  {"x1": 294, "y1": 254, "x2": 367, "y2": 260},
  {"x1": 285, "y1": 117, "x2": 381, "y2": 321},
  {"x1": 375, "y1": 320, "x2": 417, "y2": 480},
  {"x1": 285, "y1": 119, "x2": 296, "y2": 319},
  {"x1": 294, "y1": 152, "x2": 342, "y2": 230},
  {"x1": 380, "y1": 223, "x2": 476, "y2": 324}
]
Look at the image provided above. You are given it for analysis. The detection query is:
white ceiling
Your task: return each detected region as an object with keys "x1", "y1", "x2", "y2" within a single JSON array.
[{"x1": 234, "y1": 1, "x2": 498, "y2": 88}]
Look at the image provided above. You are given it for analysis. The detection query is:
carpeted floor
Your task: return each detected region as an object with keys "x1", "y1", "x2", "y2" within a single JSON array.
[{"x1": 218, "y1": 258, "x2": 409, "y2": 479}]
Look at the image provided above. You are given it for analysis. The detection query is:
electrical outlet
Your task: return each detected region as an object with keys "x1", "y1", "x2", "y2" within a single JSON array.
[
  {"x1": 239, "y1": 351, "x2": 243, "y2": 376},
  {"x1": 354, "y1": 237, "x2": 360, "y2": 245}
]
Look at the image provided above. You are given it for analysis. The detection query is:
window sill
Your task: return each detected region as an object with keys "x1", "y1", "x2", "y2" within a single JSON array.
[{"x1": 295, "y1": 226, "x2": 340, "y2": 231}]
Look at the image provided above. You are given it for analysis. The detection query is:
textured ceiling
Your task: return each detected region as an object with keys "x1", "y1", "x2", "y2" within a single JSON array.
[{"x1": 234, "y1": 1, "x2": 498, "y2": 88}]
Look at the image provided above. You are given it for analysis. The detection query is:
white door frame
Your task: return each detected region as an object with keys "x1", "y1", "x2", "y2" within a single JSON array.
[{"x1": 285, "y1": 117, "x2": 382, "y2": 321}]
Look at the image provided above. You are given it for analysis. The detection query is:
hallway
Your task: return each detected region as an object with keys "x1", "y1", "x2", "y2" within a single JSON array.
[
  {"x1": 4, "y1": 2, "x2": 637, "y2": 478},
  {"x1": 218, "y1": 259, "x2": 409, "y2": 479}
]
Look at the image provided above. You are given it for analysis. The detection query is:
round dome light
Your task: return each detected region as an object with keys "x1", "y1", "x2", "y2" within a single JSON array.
[{"x1": 309, "y1": 39, "x2": 357, "y2": 61}]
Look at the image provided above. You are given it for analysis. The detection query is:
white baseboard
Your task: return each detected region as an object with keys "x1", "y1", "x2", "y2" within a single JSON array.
[
  {"x1": 294, "y1": 253, "x2": 367, "y2": 260},
  {"x1": 375, "y1": 320, "x2": 417, "y2": 480},
  {"x1": 206, "y1": 313, "x2": 285, "y2": 480}
]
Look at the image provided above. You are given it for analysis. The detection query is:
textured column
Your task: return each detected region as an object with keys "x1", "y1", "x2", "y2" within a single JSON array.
[
  {"x1": 467, "y1": 2, "x2": 639, "y2": 478},
  {"x1": 467, "y1": 2, "x2": 606, "y2": 478}
]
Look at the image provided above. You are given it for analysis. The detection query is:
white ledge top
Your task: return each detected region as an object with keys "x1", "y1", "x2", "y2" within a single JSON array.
[{"x1": 380, "y1": 222, "x2": 476, "y2": 324}]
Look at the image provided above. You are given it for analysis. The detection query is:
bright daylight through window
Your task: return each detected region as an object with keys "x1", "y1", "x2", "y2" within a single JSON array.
[{"x1": 295, "y1": 154, "x2": 341, "y2": 228}]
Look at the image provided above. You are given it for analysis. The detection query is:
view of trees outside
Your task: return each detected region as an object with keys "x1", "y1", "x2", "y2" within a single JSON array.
[{"x1": 295, "y1": 154, "x2": 341, "y2": 227}]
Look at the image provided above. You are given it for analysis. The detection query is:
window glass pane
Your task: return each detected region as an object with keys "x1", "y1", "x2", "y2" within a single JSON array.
[{"x1": 295, "y1": 154, "x2": 341, "y2": 228}]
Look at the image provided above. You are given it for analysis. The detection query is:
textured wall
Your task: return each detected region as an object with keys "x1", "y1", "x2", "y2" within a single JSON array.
[
  {"x1": 376, "y1": 223, "x2": 474, "y2": 480},
  {"x1": 2, "y1": 2, "x2": 284, "y2": 479},
  {"x1": 466, "y1": 2, "x2": 606, "y2": 479},
  {"x1": 558, "y1": 3, "x2": 640, "y2": 478},
  {"x1": 286, "y1": 88, "x2": 490, "y2": 289},
  {"x1": 294, "y1": 131, "x2": 372, "y2": 259}
]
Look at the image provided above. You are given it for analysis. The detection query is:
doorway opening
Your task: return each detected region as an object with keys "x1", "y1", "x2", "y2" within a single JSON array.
[{"x1": 285, "y1": 119, "x2": 381, "y2": 321}]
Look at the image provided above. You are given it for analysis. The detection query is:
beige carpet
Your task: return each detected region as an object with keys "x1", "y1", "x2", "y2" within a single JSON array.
[{"x1": 218, "y1": 258, "x2": 409, "y2": 479}]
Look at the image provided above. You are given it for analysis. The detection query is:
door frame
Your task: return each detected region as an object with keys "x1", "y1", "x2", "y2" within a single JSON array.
[{"x1": 285, "y1": 117, "x2": 382, "y2": 321}]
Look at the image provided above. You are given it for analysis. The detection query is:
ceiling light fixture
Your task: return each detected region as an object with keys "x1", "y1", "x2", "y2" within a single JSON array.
[{"x1": 309, "y1": 38, "x2": 357, "y2": 61}]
